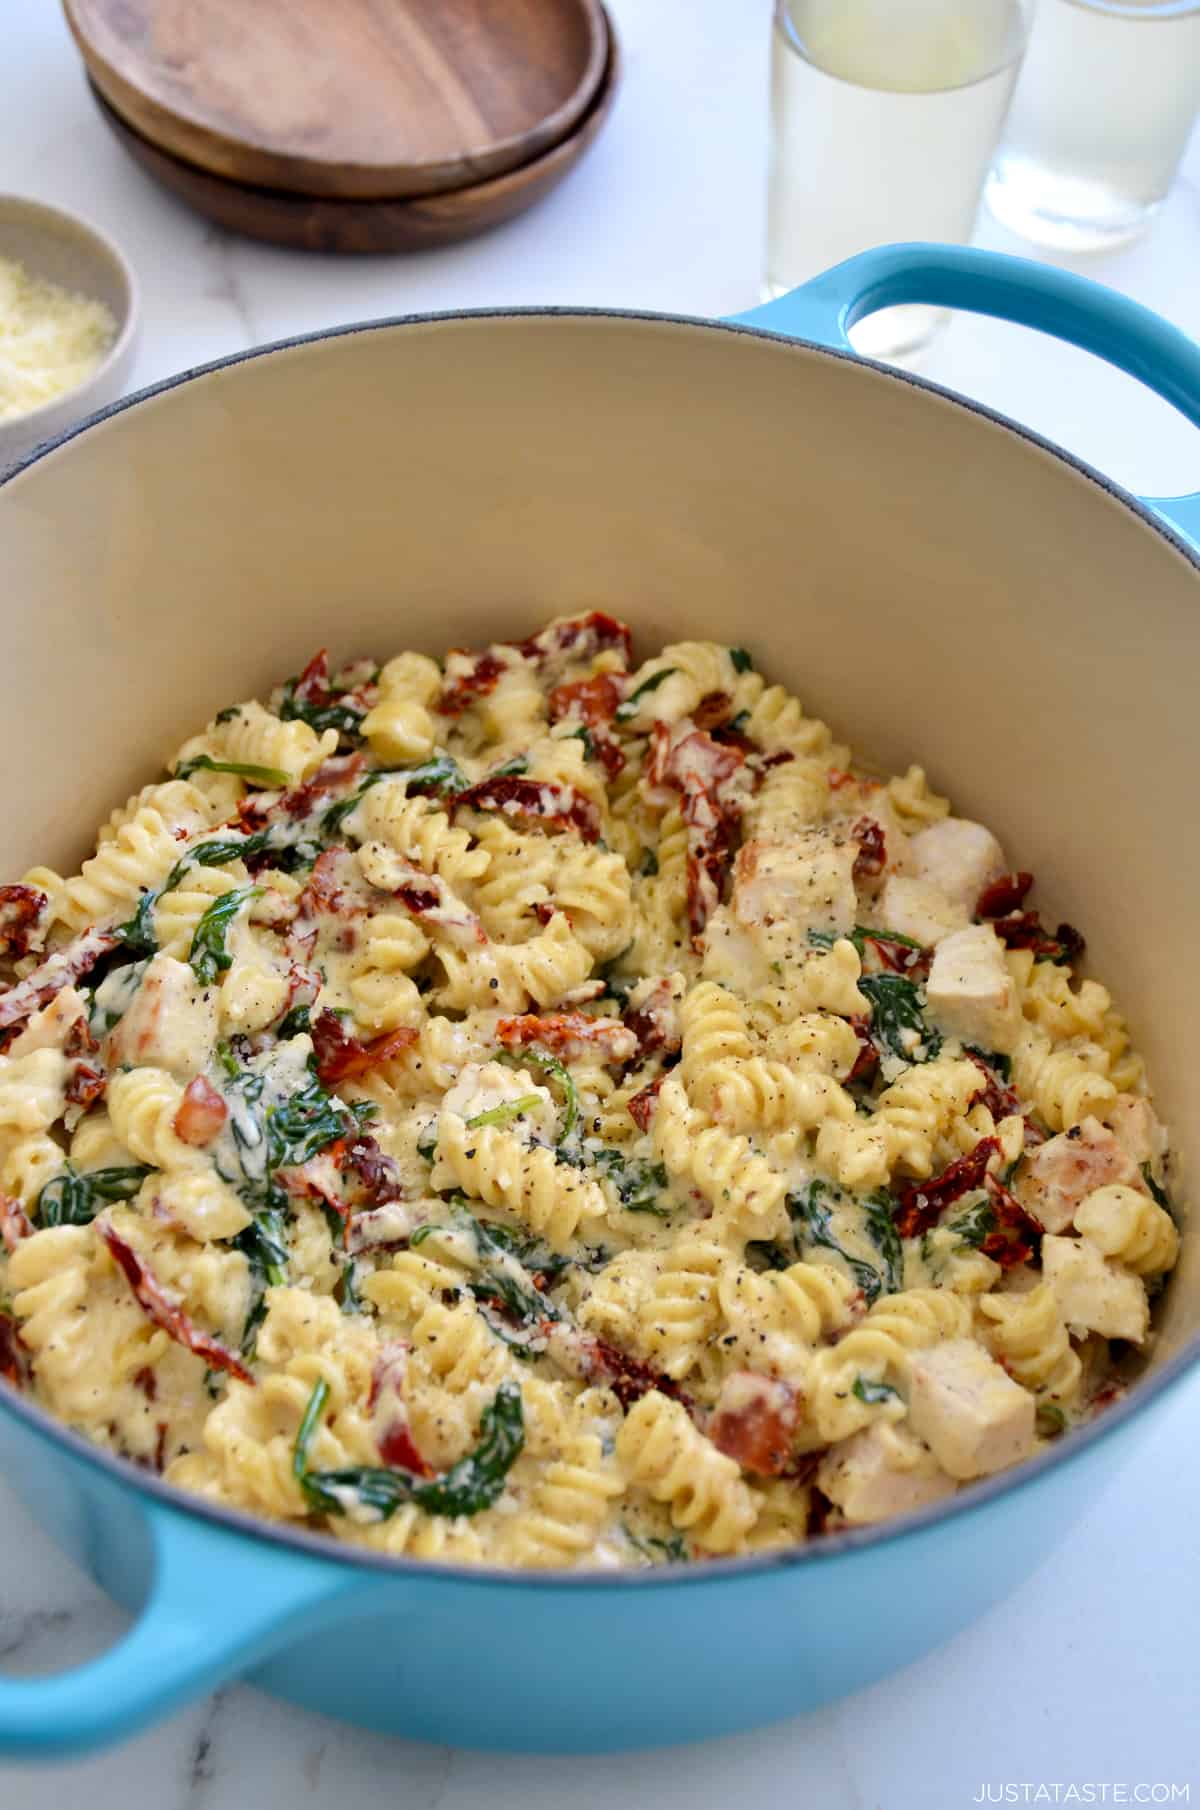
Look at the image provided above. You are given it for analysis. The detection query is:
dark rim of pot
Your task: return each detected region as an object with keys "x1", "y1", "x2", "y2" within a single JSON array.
[{"x1": 0, "y1": 303, "x2": 1196, "y2": 1592}]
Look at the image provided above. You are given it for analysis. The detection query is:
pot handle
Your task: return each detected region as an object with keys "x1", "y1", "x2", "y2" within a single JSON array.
[
  {"x1": 0, "y1": 1496, "x2": 362, "y2": 1758},
  {"x1": 732, "y1": 243, "x2": 1200, "y2": 550}
]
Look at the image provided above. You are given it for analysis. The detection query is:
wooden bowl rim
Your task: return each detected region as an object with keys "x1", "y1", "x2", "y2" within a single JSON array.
[
  {"x1": 63, "y1": 0, "x2": 610, "y2": 199},
  {"x1": 83, "y1": 18, "x2": 619, "y2": 253}
]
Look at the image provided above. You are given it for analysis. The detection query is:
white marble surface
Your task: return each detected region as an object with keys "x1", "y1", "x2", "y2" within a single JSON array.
[{"x1": 3, "y1": 1, "x2": 1200, "y2": 1802}]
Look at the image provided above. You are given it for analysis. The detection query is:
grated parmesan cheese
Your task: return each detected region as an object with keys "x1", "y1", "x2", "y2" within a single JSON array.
[{"x1": 0, "y1": 255, "x2": 116, "y2": 423}]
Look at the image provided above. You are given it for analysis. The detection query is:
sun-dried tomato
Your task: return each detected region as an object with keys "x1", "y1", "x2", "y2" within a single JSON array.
[
  {"x1": 311, "y1": 1009, "x2": 417, "y2": 1085},
  {"x1": 97, "y1": 1218, "x2": 254, "y2": 1385},
  {"x1": 893, "y1": 1138, "x2": 1001, "y2": 1239},
  {"x1": 498, "y1": 1013, "x2": 636, "y2": 1064},
  {"x1": 339, "y1": 1135, "x2": 405, "y2": 1208},
  {"x1": 623, "y1": 979, "x2": 682, "y2": 1058},
  {"x1": 692, "y1": 691, "x2": 733, "y2": 731},
  {"x1": 846, "y1": 1017, "x2": 879, "y2": 1085},
  {"x1": 547, "y1": 672, "x2": 624, "y2": 727},
  {"x1": 851, "y1": 816, "x2": 887, "y2": 882},
  {"x1": 517, "y1": 610, "x2": 632, "y2": 669},
  {"x1": 976, "y1": 871, "x2": 1034, "y2": 918},
  {"x1": 0, "y1": 1312, "x2": 28, "y2": 1388},
  {"x1": 627, "y1": 1073, "x2": 666, "y2": 1133},
  {"x1": 0, "y1": 930, "x2": 118, "y2": 1032},
  {"x1": 988, "y1": 913, "x2": 1086, "y2": 965},
  {"x1": 651, "y1": 728, "x2": 747, "y2": 940},
  {"x1": 65, "y1": 1062, "x2": 107, "y2": 1111},
  {"x1": 585, "y1": 1338, "x2": 691, "y2": 1411},
  {"x1": 0, "y1": 884, "x2": 49, "y2": 958},
  {"x1": 860, "y1": 930, "x2": 930, "y2": 977},
  {"x1": 278, "y1": 754, "x2": 365, "y2": 823},
  {"x1": 437, "y1": 650, "x2": 507, "y2": 715},
  {"x1": 981, "y1": 1171, "x2": 1043, "y2": 1269},
  {"x1": 546, "y1": 673, "x2": 627, "y2": 778},
  {"x1": 290, "y1": 648, "x2": 334, "y2": 705},
  {"x1": 452, "y1": 775, "x2": 601, "y2": 842},
  {"x1": 709, "y1": 1374, "x2": 801, "y2": 1476},
  {"x1": 0, "y1": 1192, "x2": 33, "y2": 1254}
]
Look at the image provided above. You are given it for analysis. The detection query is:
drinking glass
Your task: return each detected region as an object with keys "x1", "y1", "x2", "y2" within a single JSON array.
[
  {"x1": 987, "y1": 1, "x2": 1200, "y2": 251},
  {"x1": 766, "y1": 0, "x2": 1031, "y2": 360}
]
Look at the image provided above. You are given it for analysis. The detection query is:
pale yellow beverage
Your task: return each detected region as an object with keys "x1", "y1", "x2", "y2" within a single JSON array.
[
  {"x1": 766, "y1": 0, "x2": 1029, "y2": 359},
  {"x1": 988, "y1": 0, "x2": 1200, "y2": 250}
]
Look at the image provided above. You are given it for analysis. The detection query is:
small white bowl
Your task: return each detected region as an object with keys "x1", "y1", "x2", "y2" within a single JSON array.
[{"x1": 0, "y1": 194, "x2": 139, "y2": 471}]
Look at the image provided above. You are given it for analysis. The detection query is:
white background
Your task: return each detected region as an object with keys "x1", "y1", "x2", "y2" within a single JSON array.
[{"x1": 2, "y1": 3, "x2": 1199, "y2": 1805}]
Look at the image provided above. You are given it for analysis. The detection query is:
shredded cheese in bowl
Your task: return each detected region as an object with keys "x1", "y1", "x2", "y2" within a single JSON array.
[{"x1": 0, "y1": 254, "x2": 117, "y2": 424}]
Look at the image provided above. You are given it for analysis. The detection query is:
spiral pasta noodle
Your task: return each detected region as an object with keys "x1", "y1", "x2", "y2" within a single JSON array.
[
  {"x1": 0, "y1": 617, "x2": 1179, "y2": 1568},
  {"x1": 616, "y1": 1391, "x2": 758, "y2": 1554}
]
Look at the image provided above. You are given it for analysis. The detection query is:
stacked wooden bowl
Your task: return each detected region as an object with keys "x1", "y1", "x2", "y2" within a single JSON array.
[{"x1": 64, "y1": 0, "x2": 619, "y2": 253}]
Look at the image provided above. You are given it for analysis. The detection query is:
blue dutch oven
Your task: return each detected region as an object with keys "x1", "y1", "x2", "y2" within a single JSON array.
[{"x1": 0, "y1": 244, "x2": 1197, "y2": 1759}]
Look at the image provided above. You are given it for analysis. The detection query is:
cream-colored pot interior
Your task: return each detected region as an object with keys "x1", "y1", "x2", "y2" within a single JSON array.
[{"x1": 3, "y1": 311, "x2": 1196, "y2": 1367}]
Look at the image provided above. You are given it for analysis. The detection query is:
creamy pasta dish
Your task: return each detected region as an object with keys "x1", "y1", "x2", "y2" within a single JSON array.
[{"x1": 0, "y1": 617, "x2": 1181, "y2": 1567}]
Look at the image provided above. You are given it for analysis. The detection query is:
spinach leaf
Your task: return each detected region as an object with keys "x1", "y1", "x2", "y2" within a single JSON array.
[
  {"x1": 1036, "y1": 1402, "x2": 1067, "y2": 1436},
  {"x1": 496, "y1": 1046, "x2": 578, "y2": 1142},
  {"x1": 566, "y1": 725, "x2": 594, "y2": 760},
  {"x1": 279, "y1": 681, "x2": 365, "y2": 739},
  {"x1": 966, "y1": 1044, "x2": 1012, "y2": 1082},
  {"x1": 337, "y1": 1257, "x2": 361, "y2": 1315},
  {"x1": 276, "y1": 1003, "x2": 312, "y2": 1039},
  {"x1": 114, "y1": 887, "x2": 160, "y2": 958},
  {"x1": 218, "y1": 1052, "x2": 367, "y2": 1347},
  {"x1": 267, "y1": 1073, "x2": 355, "y2": 1175},
  {"x1": 413, "y1": 1211, "x2": 563, "y2": 1329},
  {"x1": 614, "y1": 668, "x2": 677, "y2": 723},
  {"x1": 788, "y1": 1179, "x2": 883, "y2": 1304},
  {"x1": 466, "y1": 1093, "x2": 543, "y2": 1130},
  {"x1": 36, "y1": 1163, "x2": 153, "y2": 1228},
  {"x1": 862, "y1": 1190, "x2": 904, "y2": 1294},
  {"x1": 592, "y1": 1149, "x2": 671, "y2": 1216},
  {"x1": 1141, "y1": 1162, "x2": 1179, "y2": 1224},
  {"x1": 489, "y1": 756, "x2": 529, "y2": 778},
  {"x1": 858, "y1": 973, "x2": 942, "y2": 1064},
  {"x1": 729, "y1": 647, "x2": 753, "y2": 674},
  {"x1": 320, "y1": 756, "x2": 469, "y2": 841},
  {"x1": 942, "y1": 1196, "x2": 995, "y2": 1250},
  {"x1": 624, "y1": 1524, "x2": 690, "y2": 1564},
  {"x1": 232, "y1": 1209, "x2": 290, "y2": 1353},
  {"x1": 402, "y1": 754, "x2": 468, "y2": 798},
  {"x1": 116, "y1": 832, "x2": 273, "y2": 961},
  {"x1": 745, "y1": 1239, "x2": 791, "y2": 1272},
  {"x1": 174, "y1": 753, "x2": 290, "y2": 788},
  {"x1": 296, "y1": 1378, "x2": 525, "y2": 1519},
  {"x1": 852, "y1": 1376, "x2": 900, "y2": 1405},
  {"x1": 639, "y1": 848, "x2": 659, "y2": 877},
  {"x1": 189, "y1": 885, "x2": 262, "y2": 986}
]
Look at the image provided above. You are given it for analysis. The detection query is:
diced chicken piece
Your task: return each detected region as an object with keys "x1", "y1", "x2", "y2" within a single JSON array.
[
  {"x1": 1019, "y1": 1117, "x2": 1140, "y2": 1234},
  {"x1": 8, "y1": 986, "x2": 88, "y2": 1057},
  {"x1": 105, "y1": 954, "x2": 217, "y2": 1079},
  {"x1": 818, "y1": 1422, "x2": 956, "y2": 1523},
  {"x1": 1042, "y1": 1235, "x2": 1150, "y2": 1343},
  {"x1": 732, "y1": 829, "x2": 856, "y2": 938},
  {"x1": 909, "y1": 818, "x2": 1007, "y2": 918},
  {"x1": 907, "y1": 1339, "x2": 1036, "y2": 1480},
  {"x1": 876, "y1": 876, "x2": 969, "y2": 948},
  {"x1": 439, "y1": 1060, "x2": 557, "y2": 1141},
  {"x1": 925, "y1": 924, "x2": 1020, "y2": 1053},
  {"x1": 1104, "y1": 1096, "x2": 1168, "y2": 1171}
]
